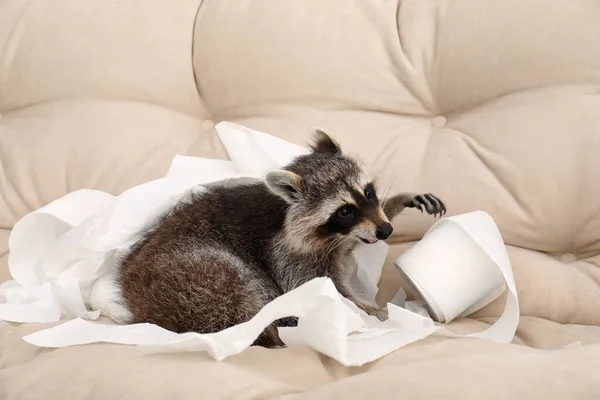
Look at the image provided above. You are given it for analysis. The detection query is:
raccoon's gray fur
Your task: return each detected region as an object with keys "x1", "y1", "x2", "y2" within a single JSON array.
[{"x1": 118, "y1": 130, "x2": 445, "y2": 347}]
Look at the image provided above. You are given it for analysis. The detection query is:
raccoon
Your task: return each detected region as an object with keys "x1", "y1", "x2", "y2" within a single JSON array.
[{"x1": 117, "y1": 130, "x2": 446, "y2": 347}]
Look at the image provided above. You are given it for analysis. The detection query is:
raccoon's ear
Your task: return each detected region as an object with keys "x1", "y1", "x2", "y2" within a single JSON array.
[
  {"x1": 265, "y1": 170, "x2": 303, "y2": 204},
  {"x1": 310, "y1": 128, "x2": 342, "y2": 155}
]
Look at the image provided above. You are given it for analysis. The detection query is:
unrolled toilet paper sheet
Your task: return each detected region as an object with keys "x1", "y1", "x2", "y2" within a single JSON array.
[{"x1": 1, "y1": 122, "x2": 519, "y2": 367}]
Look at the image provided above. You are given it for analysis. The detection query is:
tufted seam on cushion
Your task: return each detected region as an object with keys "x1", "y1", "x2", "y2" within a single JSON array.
[
  {"x1": 1, "y1": 93, "x2": 209, "y2": 121},
  {"x1": 440, "y1": 82, "x2": 600, "y2": 117},
  {"x1": 392, "y1": 2, "x2": 434, "y2": 114},
  {"x1": 189, "y1": 0, "x2": 214, "y2": 120},
  {"x1": 394, "y1": 0, "x2": 447, "y2": 115},
  {"x1": 6, "y1": 96, "x2": 211, "y2": 120}
]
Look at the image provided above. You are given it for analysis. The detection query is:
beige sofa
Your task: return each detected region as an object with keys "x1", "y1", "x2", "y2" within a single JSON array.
[{"x1": 2, "y1": 0, "x2": 600, "y2": 398}]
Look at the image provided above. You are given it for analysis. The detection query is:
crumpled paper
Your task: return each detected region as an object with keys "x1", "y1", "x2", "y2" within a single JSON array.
[{"x1": 2, "y1": 122, "x2": 519, "y2": 366}]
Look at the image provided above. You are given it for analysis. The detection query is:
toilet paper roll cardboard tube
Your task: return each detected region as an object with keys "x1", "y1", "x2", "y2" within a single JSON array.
[
  {"x1": 396, "y1": 264, "x2": 446, "y2": 322},
  {"x1": 394, "y1": 218, "x2": 507, "y2": 324}
]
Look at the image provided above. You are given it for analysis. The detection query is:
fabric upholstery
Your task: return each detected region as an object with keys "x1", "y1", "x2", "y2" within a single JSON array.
[{"x1": 1, "y1": 0, "x2": 599, "y2": 398}]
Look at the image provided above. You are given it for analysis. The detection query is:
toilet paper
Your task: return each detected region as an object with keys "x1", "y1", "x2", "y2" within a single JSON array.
[
  {"x1": 397, "y1": 213, "x2": 507, "y2": 324},
  {"x1": 2, "y1": 122, "x2": 519, "y2": 367},
  {"x1": 396, "y1": 211, "x2": 519, "y2": 343}
]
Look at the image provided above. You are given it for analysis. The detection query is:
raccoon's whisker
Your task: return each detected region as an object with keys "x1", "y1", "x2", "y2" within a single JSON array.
[
  {"x1": 328, "y1": 235, "x2": 354, "y2": 262},
  {"x1": 320, "y1": 235, "x2": 347, "y2": 266},
  {"x1": 321, "y1": 236, "x2": 343, "y2": 264},
  {"x1": 381, "y1": 164, "x2": 397, "y2": 208},
  {"x1": 385, "y1": 166, "x2": 397, "y2": 200}
]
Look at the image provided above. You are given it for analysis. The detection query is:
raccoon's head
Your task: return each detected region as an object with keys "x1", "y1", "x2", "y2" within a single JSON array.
[{"x1": 265, "y1": 129, "x2": 393, "y2": 250}]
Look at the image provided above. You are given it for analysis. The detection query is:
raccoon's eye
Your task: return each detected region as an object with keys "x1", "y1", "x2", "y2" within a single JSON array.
[
  {"x1": 337, "y1": 206, "x2": 354, "y2": 219},
  {"x1": 364, "y1": 183, "x2": 377, "y2": 201}
]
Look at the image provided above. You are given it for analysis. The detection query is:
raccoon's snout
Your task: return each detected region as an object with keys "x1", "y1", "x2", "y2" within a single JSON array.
[{"x1": 375, "y1": 223, "x2": 393, "y2": 240}]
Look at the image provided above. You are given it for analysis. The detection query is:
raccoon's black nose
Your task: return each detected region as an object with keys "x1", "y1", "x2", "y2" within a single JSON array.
[{"x1": 376, "y1": 223, "x2": 393, "y2": 240}]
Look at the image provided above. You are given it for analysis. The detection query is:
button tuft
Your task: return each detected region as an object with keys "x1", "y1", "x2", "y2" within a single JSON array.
[
  {"x1": 431, "y1": 115, "x2": 447, "y2": 128},
  {"x1": 559, "y1": 253, "x2": 577, "y2": 263},
  {"x1": 202, "y1": 119, "x2": 215, "y2": 130}
]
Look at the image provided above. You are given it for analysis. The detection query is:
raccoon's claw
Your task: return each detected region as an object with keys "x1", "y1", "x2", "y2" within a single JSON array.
[
  {"x1": 358, "y1": 303, "x2": 389, "y2": 322},
  {"x1": 411, "y1": 193, "x2": 446, "y2": 218},
  {"x1": 375, "y1": 307, "x2": 389, "y2": 322}
]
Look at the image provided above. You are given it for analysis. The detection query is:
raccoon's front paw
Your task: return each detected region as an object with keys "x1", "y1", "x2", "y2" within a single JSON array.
[
  {"x1": 359, "y1": 303, "x2": 389, "y2": 322},
  {"x1": 409, "y1": 193, "x2": 446, "y2": 218},
  {"x1": 375, "y1": 307, "x2": 389, "y2": 322}
]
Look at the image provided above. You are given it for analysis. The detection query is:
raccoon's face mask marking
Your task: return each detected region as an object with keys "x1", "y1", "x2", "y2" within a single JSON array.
[
  {"x1": 265, "y1": 129, "x2": 394, "y2": 247},
  {"x1": 323, "y1": 181, "x2": 393, "y2": 244}
]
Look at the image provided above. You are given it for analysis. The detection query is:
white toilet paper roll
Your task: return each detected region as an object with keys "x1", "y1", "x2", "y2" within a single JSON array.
[{"x1": 396, "y1": 211, "x2": 512, "y2": 324}]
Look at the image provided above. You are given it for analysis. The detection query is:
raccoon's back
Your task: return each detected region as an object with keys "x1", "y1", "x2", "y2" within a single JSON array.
[
  {"x1": 127, "y1": 179, "x2": 289, "y2": 267},
  {"x1": 183, "y1": 180, "x2": 288, "y2": 249}
]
